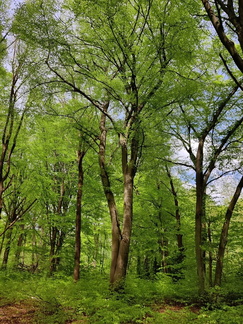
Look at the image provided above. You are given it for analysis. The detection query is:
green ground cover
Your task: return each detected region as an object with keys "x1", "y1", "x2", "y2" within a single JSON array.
[{"x1": 0, "y1": 271, "x2": 242, "y2": 324}]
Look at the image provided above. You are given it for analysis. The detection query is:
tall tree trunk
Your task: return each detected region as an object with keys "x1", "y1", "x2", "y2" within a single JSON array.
[
  {"x1": 55, "y1": 231, "x2": 65, "y2": 268},
  {"x1": 214, "y1": 176, "x2": 243, "y2": 286},
  {"x1": 49, "y1": 226, "x2": 57, "y2": 275},
  {"x1": 49, "y1": 180, "x2": 66, "y2": 275},
  {"x1": 112, "y1": 168, "x2": 134, "y2": 287},
  {"x1": 98, "y1": 103, "x2": 122, "y2": 287},
  {"x1": 111, "y1": 125, "x2": 139, "y2": 289},
  {"x1": 0, "y1": 225, "x2": 6, "y2": 256},
  {"x1": 137, "y1": 254, "x2": 142, "y2": 277},
  {"x1": 207, "y1": 220, "x2": 213, "y2": 287},
  {"x1": 166, "y1": 166, "x2": 184, "y2": 254},
  {"x1": 195, "y1": 140, "x2": 206, "y2": 294},
  {"x1": 2, "y1": 207, "x2": 18, "y2": 269},
  {"x1": 15, "y1": 224, "x2": 25, "y2": 266},
  {"x1": 31, "y1": 223, "x2": 38, "y2": 271},
  {"x1": 160, "y1": 236, "x2": 169, "y2": 273},
  {"x1": 2, "y1": 229, "x2": 13, "y2": 269},
  {"x1": 0, "y1": 181, "x2": 4, "y2": 218},
  {"x1": 0, "y1": 62, "x2": 26, "y2": 219},
  {"x1": 73, "y1": 148, "x2": 85, "y2": 281},
  {"x1": 98, "y1": 102, "x2": 139, "y2": 290}
]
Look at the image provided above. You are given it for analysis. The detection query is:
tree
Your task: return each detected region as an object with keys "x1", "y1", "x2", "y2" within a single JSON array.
[
  {"x1": 0, "y1": 14, "x2": 40, "y2": 269},
  {"x1": 130, "y1": 124, "x2": 186, "y2": 280},
  {"x1": 0, "y1": 40, "x2": 28, "y2": 218},
  {"x1": 14, "y1": 0, "x2": 201, "y2": 289},
  {"x1": 165, "y1": 76, "x2": 243, "y2": 293},
  {"x1": 74, "y1": 133, "x2": 88, "y2": 281},
  {"x1": 214, "y1": 175, "x2": 243, "y2": 286}
]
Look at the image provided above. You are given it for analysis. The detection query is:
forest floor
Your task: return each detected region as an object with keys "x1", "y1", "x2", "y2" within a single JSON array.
[
  {"x1": 0, "y1": 298, "x2": 201, "y2": 324},
  {"x1": 0, "y1": 273, "x2": 242, "y2": 323},
  {"x1": 0, "y1": 299, "x2": 38, "y2": 323},
  {"x1": 0, "y1": 297, "x2": 243, "y2": 324}
]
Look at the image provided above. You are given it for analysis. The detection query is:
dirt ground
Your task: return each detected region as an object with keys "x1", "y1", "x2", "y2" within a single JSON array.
[
  {"x1": 0, "y1": 300, "x2": 38, "y2": 323},
  {"x1": 0, "y1": 299, "x2": 200, "y2": 323},
  {"x1": 0, "y1": 299, "x2": 87, "y2": 324}
]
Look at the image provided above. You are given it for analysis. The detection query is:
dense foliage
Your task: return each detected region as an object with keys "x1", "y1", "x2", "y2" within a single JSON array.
[{"x1": 0, "y1": 0, "x2": 242, "y2": 322}]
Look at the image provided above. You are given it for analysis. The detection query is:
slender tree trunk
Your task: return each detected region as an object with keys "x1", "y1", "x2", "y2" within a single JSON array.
[
  {"x1": 166, "y1": 166, "x2": 184, "y2": 254},
  {"x1": 100, "y1": 234, "x2": 106, "y2": 272},
  {"x1": 195, "y1": 140, "x2": 206, "y2": 294},
  {"x1": 160, "y1": 236, "x2": 169, "y2": 273},
  {"x1": 0, "y1": 225, "x2": 6, "y2": 256},
  {"x1": 74, "y1": 149, "x2": 85, "y2": 281},
  {"x1": 49, "y1": 226, "x2": 57, "y2": 274},
  {"x1": 49, "y1": 180, "x2": 66, "y2": 275},
  {"x1": 15, "y1": 224, "x2": 25, "y2": 266},
  {"x1": 2, "y1": 207, "x2": 18, "y2": 269},
  {"x1": 214, "y1": 176, "x2": 243, "y2": 286},
  {"x1": 0, "y1": 64, "x2": 25, "y2": 219},
  {"x1": 137, "y1": 254, "x2": 142, "y2": 277},
  {"x1": 31, "y1": 223, "x2": 38, "y2": 271},
  {"x1": 207, "y1": 220, "x2": 213, "y2": 287},
  {"x1": 0, "y1": 181, "x2": 3, "y2": 218},
  {"x1": 55, "y1": 231, "x2": 65, "y2": 267},
  {"x1": 2, "y1": 231, "x2": 12, "y2": 269}
]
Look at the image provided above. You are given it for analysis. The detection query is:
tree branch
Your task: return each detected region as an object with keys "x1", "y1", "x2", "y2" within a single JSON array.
[{"x1": 201, "y1": 0, "x2": 243, "y2": 73}]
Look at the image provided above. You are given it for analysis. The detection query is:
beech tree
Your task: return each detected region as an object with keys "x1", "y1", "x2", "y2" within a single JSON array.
[
  {"x1": 166, "y1": 75, "x2": 243, "y2": 293},
  {"x1": 214, "y1": 175, "x2": 243, "y2": 286},
  {"x1": 13, "y1": 0, "x2": 201, "y2": 289},
  {"x1": 0, "y1": 41, "x2": 27, "y2": 218},
  {"x1": 0, "y1": 15, "x2": 39, "y2": 269}
]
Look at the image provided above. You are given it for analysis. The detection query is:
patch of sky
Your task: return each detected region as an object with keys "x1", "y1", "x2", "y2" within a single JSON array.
[{"x1": 171, "y1": 136, "x2": 242, "y2": 205}]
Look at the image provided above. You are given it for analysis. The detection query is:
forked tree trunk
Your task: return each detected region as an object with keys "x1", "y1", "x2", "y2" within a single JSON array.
[
  {"x1": 214, "y1": 176, "x2": 243, "y2": 286},
  {"x1": 98, "y1": 104, "x2": 121, "y2": 287},
  {"x1": 98, "y1": 103, "x2": 138, "y2": 290}
]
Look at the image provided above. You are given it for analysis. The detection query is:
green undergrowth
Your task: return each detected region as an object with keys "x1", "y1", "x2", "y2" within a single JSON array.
[{"x1": 0, "y1": 270, "x2": 242, "y2": 323}]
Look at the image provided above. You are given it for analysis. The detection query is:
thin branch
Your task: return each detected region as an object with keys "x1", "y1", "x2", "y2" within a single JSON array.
[
  {"x1": 206, "y1": 168, "x2": 241, "y2": 185},
  {"x1": 0, "y1": 199, "x2": 37, "y2": 237},
  {"x1": 204, "y1": 115, "x2": 243, "y2": 180},
  {"x1": 157, "y1": 158, "x2": 196, "y2": 171},
  {"x1": 219, "y1": 54, "x2": 243, "y2": 90}
]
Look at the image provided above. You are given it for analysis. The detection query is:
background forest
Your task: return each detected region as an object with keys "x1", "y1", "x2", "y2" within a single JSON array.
[{"x1": 0, "y1": 0, "x2": 242, "y2": 323}]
